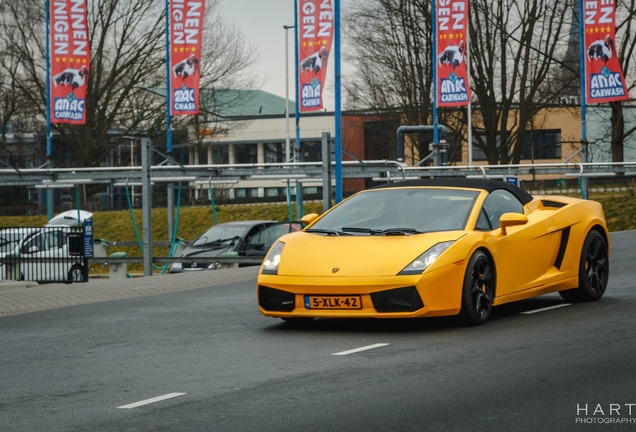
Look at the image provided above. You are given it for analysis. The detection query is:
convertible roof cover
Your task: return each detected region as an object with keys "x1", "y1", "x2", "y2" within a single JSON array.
[{"x1": 371, "y1": 178, "x2": 534, "y2": 205}]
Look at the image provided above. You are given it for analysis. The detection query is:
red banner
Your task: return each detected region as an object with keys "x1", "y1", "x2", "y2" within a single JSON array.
[
  {"x1": 297, "y1": 0, "x2": 334, "y2": 112},
  {"x1": 49, "y1": 0, "x2": 90, "y2": 124},
  {"x1": 170, "y1": 0, "x2": 205, "y2": 115},
  {"x1": 435, "y1": 0, "x2": 471, "y2": 107},
  {"x1": 583, "y1": 0, "x2": 628, "y2": 104}
]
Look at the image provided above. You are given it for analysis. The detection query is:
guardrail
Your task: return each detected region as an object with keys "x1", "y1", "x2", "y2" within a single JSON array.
[{"x1": 88, "y1": 255, "x2": 263, "y2": 265}]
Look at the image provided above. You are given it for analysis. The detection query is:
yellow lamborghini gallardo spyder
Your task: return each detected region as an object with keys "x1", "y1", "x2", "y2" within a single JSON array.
[{"x1": 257, "y1": 178, "x2": 609, "y2": 325}]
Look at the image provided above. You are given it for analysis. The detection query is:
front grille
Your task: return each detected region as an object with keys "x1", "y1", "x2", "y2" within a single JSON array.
[
  {"x1": 370, "y1": 286, "x2": 424, "y2": 313},
  {"x1": 258, "y1": 286, "x2": 295, "y2": 312}
]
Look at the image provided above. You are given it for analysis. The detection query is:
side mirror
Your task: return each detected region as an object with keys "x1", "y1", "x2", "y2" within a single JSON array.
[
  {"x1": 300, "y1": 213, "x2": 319, "y2": 226},
  {"x1": 499, "y1": 213, "x2": 528, "y2": 235}
]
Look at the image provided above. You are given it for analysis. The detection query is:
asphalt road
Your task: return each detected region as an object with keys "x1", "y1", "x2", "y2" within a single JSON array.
[{"x1": 1, "y1": 231, "x2": 635, "y2": 432}]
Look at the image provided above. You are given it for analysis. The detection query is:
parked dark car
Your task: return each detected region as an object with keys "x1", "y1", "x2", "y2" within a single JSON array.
[{"x1": 169, "y1": 220, "x2": 302, "y2": 273}]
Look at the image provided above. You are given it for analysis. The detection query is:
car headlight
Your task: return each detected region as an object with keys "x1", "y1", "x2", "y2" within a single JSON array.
[
  {"x1": 399, "y1": 241, "x2": 454, "y2": 275},
  {"x1": 261, "y1": 241, "x2": 285, "y2": 275},
  {"x1": 171, "y1": 262, "x2": 182, "y2": 271}
]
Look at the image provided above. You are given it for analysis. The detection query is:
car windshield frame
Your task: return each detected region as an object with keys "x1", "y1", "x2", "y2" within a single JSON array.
[{"x1": 309, "y1": 187, "x2": 479, "y2": 234}]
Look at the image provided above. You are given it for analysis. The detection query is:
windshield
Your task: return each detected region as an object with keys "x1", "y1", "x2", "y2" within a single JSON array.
[
  {"x1": 191, "y1": 225, "x2": 247, "y2": 247},
  {"x1": 309, "y1": 187, "x2": 478, "y2": 234}
]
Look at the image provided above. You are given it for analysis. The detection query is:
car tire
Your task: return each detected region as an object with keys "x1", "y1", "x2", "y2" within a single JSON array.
[
  {"x1": 66, "y1": 264, "x2": 84, "y2": 284},
  {"x1": 460, "y1": 250, "x2": 495, "y2": 325},
  {"x1": 559, "y1": 230, "x2": 608, "y2": 302}
]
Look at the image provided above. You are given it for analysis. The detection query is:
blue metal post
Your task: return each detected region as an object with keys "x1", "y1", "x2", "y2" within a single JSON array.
[
  {"x1": 334, "y1": 0, "x2": 343, "y2": 202},
  {"x1": 578, "y1": 0, "x2": 587, "y2": 142},
  {"x1": 165, "y1": 0, "x2": 173, "y2": 153},
  {"x1": 45, "y1": 0, "x2": 52, "y2": 158},
  {"x1": 45, "y1": 0, "x2": 53, "y2": 220},
  {"x1": 294, "y1": 0, "x2": 301, "y2": 156},
  {"x1": 578, "y1": 0, "x2": 589, "y2": 198},
  {"x1": 294, "y1": 1, "x2": 304, "y2": 217},
  {"x1": 432, "y1": 0, "x2": 439, "y2": 145}
]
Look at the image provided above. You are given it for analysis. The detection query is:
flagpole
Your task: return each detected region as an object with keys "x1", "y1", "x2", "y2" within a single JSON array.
[
  {"x1": 294, "y1": 0, "x2": 301, "y2": 159},
  {"x1": 432, "y1": 1, "x2": 439, "y2": 147},
  {"x1": 578, "y1": 0, "x2": 589, "y2": 198},
  {"x1": 45, "y1": 0, "x2": 52, "y2": 159},
  {"x1": 466, "y1": 6, "x2": 472, "y2": 167},
  {"x1": 334, "y1": 0, "x2": 342, "y2": 202},
  {"x1": 45, "y1": 0, "x2": 53, "y2": 220},
  {"x1": 293, "y1": 0, "x2": 303, "y2": 217},
  {"x1": 165, "y1": 0, "x2": 173, "y2": 153}
]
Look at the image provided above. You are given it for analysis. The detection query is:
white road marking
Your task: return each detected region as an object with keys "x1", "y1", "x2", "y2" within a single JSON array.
[
  {"x1": 117, "y1": 392, "x2": 187, "y2": 409},
  {"x1": 333, "y1": 343, "x2": 390, "y2": 356},
  {"x1": 520, "y1": 303, "x2": 572, "y2": 315}
]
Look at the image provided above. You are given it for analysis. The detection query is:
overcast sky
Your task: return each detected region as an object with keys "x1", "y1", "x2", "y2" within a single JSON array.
[
  {"x1": 217, "y1": 0, "x2": 346, "y2": 110},
  {"x1": 218, "y1": 0, "x2": 296, "y2": 99}
]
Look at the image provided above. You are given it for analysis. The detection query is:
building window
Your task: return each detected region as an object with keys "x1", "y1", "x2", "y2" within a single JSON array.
[
  {"x1": 212, "y1": 145, "x2": 229, "y2": 164},
  {"x1": 236, "y1": 188, "x2": 259, "y2": 198},
  {"x1": 300, "y1": 140, "x2": 321, "y2": 162},
  {"x1": 265, "y1": 142, "x2": 286, "y2": 163},
  {"x1": 471, "y1": 129, "x2": 561, "y2": 161},
  {"x1": 521, "y1": 129, "x2": 561, "y2": 160},
  {"x1": 471, "y1": 132, "x2": 509, "y2": 162},
  {"x1": 234, "y1": 144, "x2": 258, "y2": 164},
  {"x1": 265, "y1": 187, "x2": 283, "y2": 197},
  {"x1": 302, "y1": 186, "x2": 318, "y2": 195}
]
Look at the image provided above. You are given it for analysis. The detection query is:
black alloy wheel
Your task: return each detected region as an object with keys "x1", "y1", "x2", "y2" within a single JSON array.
[
  {"x1": 560, "y1": 230, "x2": 609, "y2": 302},
  {"x1": 460, "y1": 250, "x2": 495, "y2": 325}
]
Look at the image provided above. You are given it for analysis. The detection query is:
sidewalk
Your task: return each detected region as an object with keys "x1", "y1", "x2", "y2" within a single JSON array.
[{"x1": 0, "y1": 267, "x2": 260, "y2": 318}]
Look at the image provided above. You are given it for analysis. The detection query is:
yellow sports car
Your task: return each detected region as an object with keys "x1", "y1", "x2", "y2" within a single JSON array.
[{"x1": 257, "y1": 178, "x2": 609, "y2": 325}]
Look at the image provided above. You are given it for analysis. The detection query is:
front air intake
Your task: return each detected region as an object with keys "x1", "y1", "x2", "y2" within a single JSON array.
[
  {"x1": 371, "y1": 286, "x2": 424, "y2": 313},
  {"x1": 258, "y1": 286, "x2": 295, "y2": 312}
]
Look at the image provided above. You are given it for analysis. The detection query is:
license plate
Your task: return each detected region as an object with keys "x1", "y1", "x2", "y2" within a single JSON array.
[{"x1": 305, "y1": 295, "x2": 361, "y2": 309}]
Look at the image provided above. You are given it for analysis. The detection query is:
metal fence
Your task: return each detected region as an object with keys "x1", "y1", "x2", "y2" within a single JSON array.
[{"x1": 0, "y1": 226, "x2": 88, "y2": 283}]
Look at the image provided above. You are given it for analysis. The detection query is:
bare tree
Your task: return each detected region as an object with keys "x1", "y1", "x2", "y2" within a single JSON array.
[
  {"x1": 345, "y1": 0, "x2": 585, "y2": 165},
  {"x1": 0, "y1": 2, "x2": 42, "y2": 158},
  {"x1": 345, "y1": 0, "x2": 435, "y2": 160},
  {"x1": 0, "y1": 0, "x2": 168, "y2": 172},
  {"x1": 608, "y1": 0, "x2": 636, "y2": 162},
  {"x1": 470, "y1": 0, "x2": 571, "y2": 164},
  {"x1": 0, "y1": 0, "x2": 256, "y2": 175},
  {"x1": 176, "y1": 0, "x2": 259, "y2": 167}
]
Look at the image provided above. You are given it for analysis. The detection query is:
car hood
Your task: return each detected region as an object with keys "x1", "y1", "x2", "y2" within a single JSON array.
[{"x1": 277, "y1": 231, "x2": 467, "y2": 277}]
